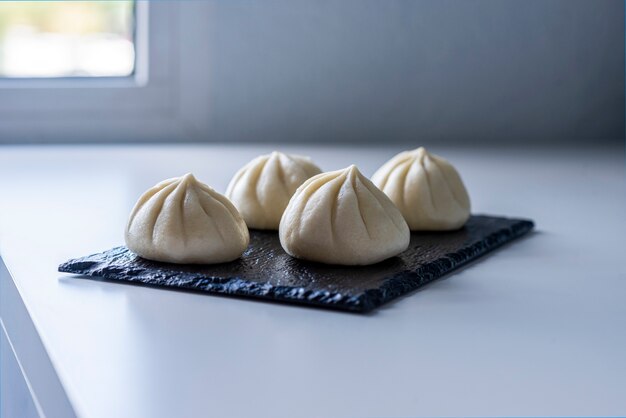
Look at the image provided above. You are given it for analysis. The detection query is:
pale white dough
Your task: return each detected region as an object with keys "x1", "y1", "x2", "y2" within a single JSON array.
[
  {"x1": 372, "y1": 147, "x2": 471, "y2": 231},
  {"x1": 125, "y1": 173, "x2": 249, "y2": 264},
  {"x1": 226, "y1": 151, "x2": 322, "y2": 230},
  {"x1": 279, "y1": 165, "x2": 410, "y2": 266}
]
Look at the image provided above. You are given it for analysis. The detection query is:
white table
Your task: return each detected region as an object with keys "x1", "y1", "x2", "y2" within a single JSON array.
[{"x1": 0, "y1": 144, "x2": 624, "y2": 418}]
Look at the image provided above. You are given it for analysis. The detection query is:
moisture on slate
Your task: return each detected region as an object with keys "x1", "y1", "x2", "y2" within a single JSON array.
[{"x1": 58, "y1": 215, "x2": 534, "y2": 313}]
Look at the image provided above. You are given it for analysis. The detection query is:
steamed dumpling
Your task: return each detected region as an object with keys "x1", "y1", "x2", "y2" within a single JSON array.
[
  {"x1": 226, "y1": 151, "x2": 322, "y2": 230},
  {"x1": 372, "y1": 147, "x2": 470, "y2": 231},
  {"x1": 125, "y1": 173, "x2": 249, "y2": 264},
  {"x1": 279, "y1": 165, "x2": 410, "y2": 266}
]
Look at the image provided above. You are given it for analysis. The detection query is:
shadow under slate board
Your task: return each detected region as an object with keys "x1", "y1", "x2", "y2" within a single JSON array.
[{"x1": 59, "y1": 215, "x2": 534, "y2": 313}]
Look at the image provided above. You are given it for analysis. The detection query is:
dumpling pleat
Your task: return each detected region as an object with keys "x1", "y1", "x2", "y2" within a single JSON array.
[
  {"x1": 279, "y1": 166, "x2": 410, "y2": 265},
  {"x1": 144, "y1": 181, "x2": 179, "y2": 245},
  {"x1": 424, "y1": 156, "x2": 463, "y2": 220},
  {"x1": 373, "y1": 151, "x2": 413, "y2": 190},
  {"x1": 195, "y1": 190, "x2": 226, "y2": 244},
  {"x1": 125, "y1": 174, "x2": 249, "y2": 264},
  {"x1": 394, "y1": 159, "x2": 412, "y2": 212},
  {"x1": 359, "y1": 174, "x2": 408, "y2": 235},
  {"x1": 226, "y1": 152, "x2": 322, "y2": 230},
  {"x1": 372, "y1": 147, "x2": 470, "y2": 231},
  {"x1": 352, "y1": 175, "x2": 373, "y2": 240},
  {"x1": 431, "y1": 156, "x2": 470, "y2": 209}
]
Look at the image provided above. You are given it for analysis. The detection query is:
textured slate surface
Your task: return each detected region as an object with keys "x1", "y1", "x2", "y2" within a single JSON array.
[{"x1": 58, "y1": 215, "x2": 533, "y2": 313}]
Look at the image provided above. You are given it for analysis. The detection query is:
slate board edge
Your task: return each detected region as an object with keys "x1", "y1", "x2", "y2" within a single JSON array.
[
  {"x1": 58, "y1": 255, "x2": 369, "y2": 313},
  {"x1": 58, "y1": 248, "x2": 369, "y2": 312},
  {"x1": 58, "y1": 218, "x2": 534, "y2": 313},
  {"x1": 357, "y1": 218, "x2": 534, "y2": 312}
]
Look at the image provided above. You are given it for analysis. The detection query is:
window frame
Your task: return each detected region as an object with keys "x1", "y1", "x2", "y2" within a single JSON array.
[{"x1": 0, "y1": 1, "x2": 211, "y2": 143}]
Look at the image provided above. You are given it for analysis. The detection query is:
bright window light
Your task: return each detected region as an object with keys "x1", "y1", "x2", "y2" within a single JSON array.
[{"x1": 0, "y1": 1, "x2": 135, "y2": 78}]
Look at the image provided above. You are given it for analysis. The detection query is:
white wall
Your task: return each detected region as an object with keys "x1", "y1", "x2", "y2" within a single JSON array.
[
  {"x1": 0, "y1": 0, "x2": 623, "y2": 144},
  {"x1": 204, "y1": 0, "x2": 624, "y2": 145}
]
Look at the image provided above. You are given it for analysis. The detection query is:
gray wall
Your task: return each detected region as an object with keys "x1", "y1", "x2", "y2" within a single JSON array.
[{"x1": 205, "y1": 0, "x2": 624, "y2": 145}]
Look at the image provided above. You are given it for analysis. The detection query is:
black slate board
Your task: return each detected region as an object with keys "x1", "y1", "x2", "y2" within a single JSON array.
[{"x1": 59, "y1": 215, "x2": 533, "y2": 313}]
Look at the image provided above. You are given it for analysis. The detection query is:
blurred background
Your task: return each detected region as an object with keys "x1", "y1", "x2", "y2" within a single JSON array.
[
  {"x1": 0, "y1": 0, "x2": 623, "y2": 145},
  {"x1": 0, "y1": 2, "x2": 134, "y2": 77}
]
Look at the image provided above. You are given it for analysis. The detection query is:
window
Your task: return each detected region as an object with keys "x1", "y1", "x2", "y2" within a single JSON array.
[
  {"x1": 0, "y1": 1, "x2": 135, "y2": 78},
  {"x1": 0, "y1": 1, "x2": 212, "y2": 143}
]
